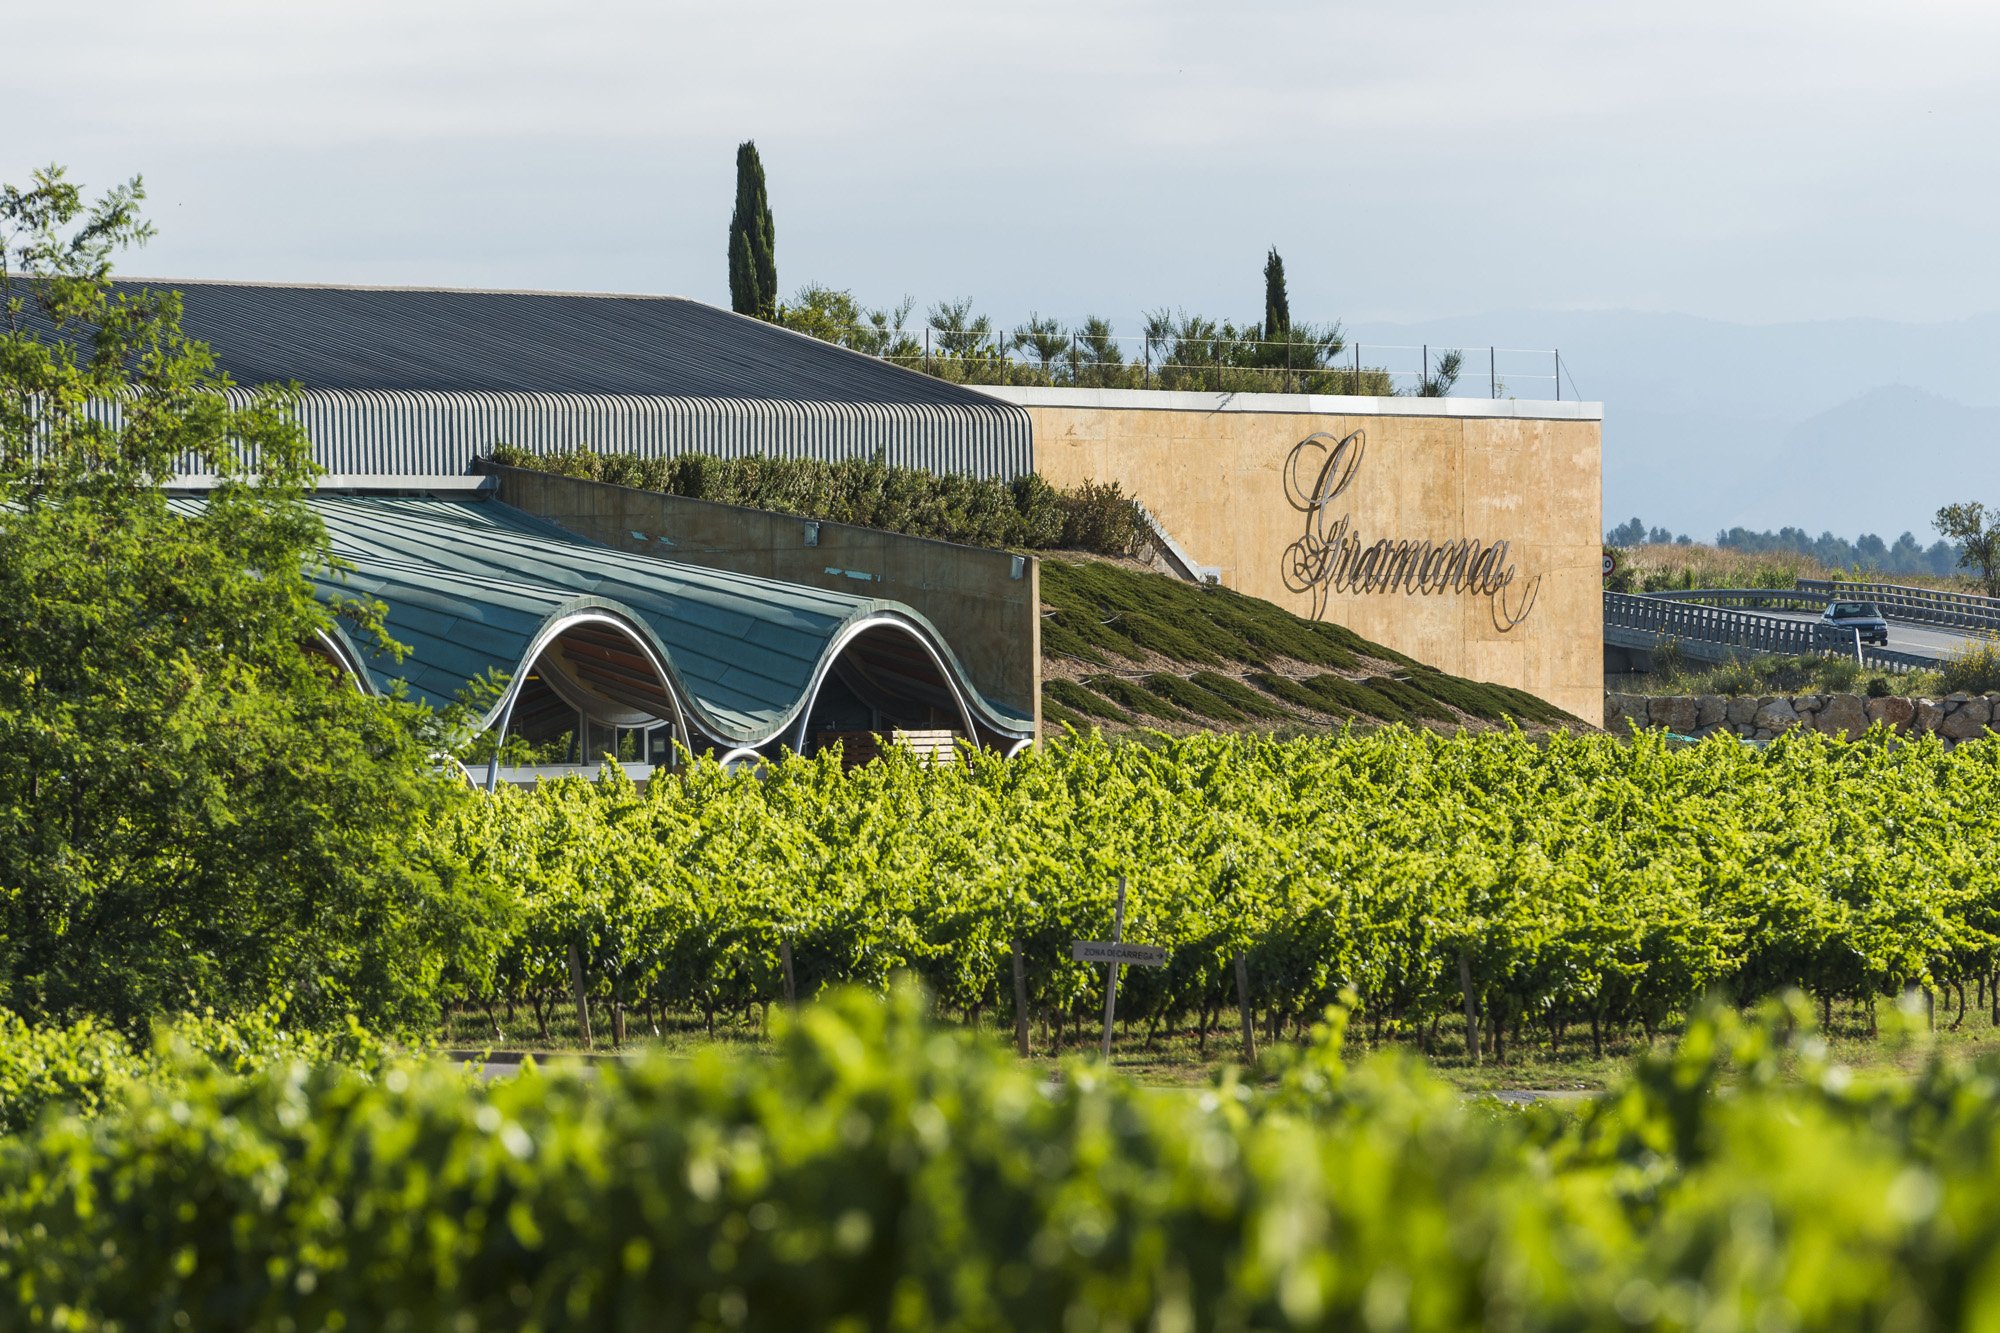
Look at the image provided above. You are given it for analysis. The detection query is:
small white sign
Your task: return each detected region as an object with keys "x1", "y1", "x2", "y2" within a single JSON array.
[
  {"x1": 1072, "y1": 941, "x2": 1167, "y2": 967},
  {"x1": 1602, "y1": 553, "x2": 1616, "y2": 576}
]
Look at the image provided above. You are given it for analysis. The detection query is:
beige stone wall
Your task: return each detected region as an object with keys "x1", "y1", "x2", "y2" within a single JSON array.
[{"x1": 1008, "y1": 391, "x2": 1602, "y2": 721}]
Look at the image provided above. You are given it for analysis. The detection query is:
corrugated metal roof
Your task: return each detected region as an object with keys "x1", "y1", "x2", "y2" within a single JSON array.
[
  {"x1": 96, "y1": 279, "x2": 1001, "y2": 407},
  {"x1": 242, "y1": 495, "x2": 1032, "y2": 746},
  {"x1": 42, "y1": 281, "x2": 1033, "y2": 480}
]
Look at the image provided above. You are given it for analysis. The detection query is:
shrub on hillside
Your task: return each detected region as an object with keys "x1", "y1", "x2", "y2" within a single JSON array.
[{"x1": 1058, "y1": 478, "x2": 1143, "y2": 555}]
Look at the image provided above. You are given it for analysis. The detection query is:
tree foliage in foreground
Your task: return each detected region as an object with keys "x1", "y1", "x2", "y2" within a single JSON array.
[
  {"x1": 6, "y1": 990, "x2": 2000, "y2": 1329},
  {"x1": 0, "y1": 167, "x2": 508, "y2": 1034},
  {"x1": 443, "y1": 727, "x2": 2000, "y2": 1059}
]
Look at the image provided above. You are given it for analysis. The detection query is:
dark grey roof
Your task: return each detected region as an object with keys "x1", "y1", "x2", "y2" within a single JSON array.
[{"x1": 74, "y1": 280, "x2": 1000, "y2": 408}]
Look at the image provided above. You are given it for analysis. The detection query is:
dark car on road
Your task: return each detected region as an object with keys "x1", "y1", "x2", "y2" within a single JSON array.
[{"x1": 1817, "y1": 600, "x2": 1889, "y2": 646}]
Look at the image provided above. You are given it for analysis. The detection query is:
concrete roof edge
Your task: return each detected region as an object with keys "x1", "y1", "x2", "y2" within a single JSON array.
[
  {"x1": 971, "y1": 384, "x2": 1604, "y2": 421},
  {"x1": 112, "y1": 276, "x2": 698, "y2": 302}
]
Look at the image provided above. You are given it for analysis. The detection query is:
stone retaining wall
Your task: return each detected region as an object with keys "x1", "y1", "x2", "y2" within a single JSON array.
[{"x1": 1605, "y1": 691, "x2": 1998, "y2": 743}]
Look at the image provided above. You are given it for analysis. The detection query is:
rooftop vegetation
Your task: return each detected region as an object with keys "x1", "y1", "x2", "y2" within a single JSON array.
[
  {"x1": 1037, "y1": 556, "x2": 1575, "y2": 733},
  {"x1": 488, "y1": 445, "x2": 1142, "y2": 556}
]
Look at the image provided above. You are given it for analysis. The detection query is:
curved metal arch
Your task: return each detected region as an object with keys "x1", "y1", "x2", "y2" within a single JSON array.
[
  {"x1": 1004, "y1": 737, "x2": 1036, "y2": 759},
  {"x1": 788, "y1": 612, "x2": 982, "y2": 755},
  {"x1": 310, "y1": 626, "x2": 377, "y2": 695},
  {"x1": 482, "y1": 608, "x2": 692, "y2": 791},
  {"x1": 715, "y1": 746, "x2": 770, "y2": 775}
]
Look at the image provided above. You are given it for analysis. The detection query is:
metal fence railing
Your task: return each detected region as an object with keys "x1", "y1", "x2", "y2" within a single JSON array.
[
  {"x1": 1643, "y1": 588, "x2": 1832, "y2": 614},
  {"x1": 805, "y1": 323, "x2": 1577, "y2": 400},
  {"x1": 1603, "y1": 592, "x2": 1936, "y2": 672},
  {"x1": 1798, "y1": 579, "x2": 2000, "y2": 634}
]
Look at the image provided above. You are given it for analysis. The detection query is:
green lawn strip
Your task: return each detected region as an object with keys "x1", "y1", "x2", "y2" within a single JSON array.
[
  {"x1": 1301, "y1": 674, "x2": 1412, "y2": 723},
  {"x1": 1142, "y1": 673, "x2": 1248, "y2": 723},
  {"x1": 1358, "y1": 674, "x2": 1459, "y2": 723},
  {"x1": 1039, "y1": 697, "x2": 1092, "y2": 732},
  {"x1": 1044, "y1": 678, "x2": 1134, "y2": 724},
  {"x1": 1404, "y1": 669, "x2": 1573, "y2": 725},
  {"x1": 1248, "y1": 671, "x2": 1354, "y2": 719},
  {"x1": 1086, "y1": 674, "x2": 1196, "y2": 724},
  {"x1": 1109, "y1": 611, "x2": 1226, "y2": 665},
  {"x1": 1038, "y1": 617, "x2": 1109, "y2": 667},
  {"x1": 1188, "y1": 671, "x2": 1291, "y2": 720}
]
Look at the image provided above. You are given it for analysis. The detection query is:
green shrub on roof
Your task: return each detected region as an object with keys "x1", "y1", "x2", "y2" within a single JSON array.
[
  {"x1": 1085, "y1": 675, "x2": 1194, "y2": 725},
  {"x1": 1188, "y1": 671, "x2": 1291, "y2": 719},
  {"x1": 1249, "y1": 671, "x2": 1352, "y2": 718},
  {"x1": 1037, "y1": 560, "x2": 1394, "y2": 672},
  {"x1": 489, "y1": 446, "x2": 1138, "y2": 556},
  {"x1": 1300, "y1": 675, "x2": 1411, "y2": 724},
  {"x1": 1143, "y1": 673, "x2": 1248, "y2": 723}
]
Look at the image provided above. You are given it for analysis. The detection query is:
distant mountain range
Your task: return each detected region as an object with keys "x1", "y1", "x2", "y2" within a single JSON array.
[{"x1": 1350, "y1": 310, "x2": 2000, "y2": 543}]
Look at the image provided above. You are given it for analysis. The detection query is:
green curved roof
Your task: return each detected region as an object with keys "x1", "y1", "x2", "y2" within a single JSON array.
[{"x1": 279, "y1": 496, "x2": 1029, "y2": 746}]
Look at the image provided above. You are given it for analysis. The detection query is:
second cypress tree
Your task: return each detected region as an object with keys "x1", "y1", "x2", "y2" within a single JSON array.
[{"x1": 727, "y1": 142, "x2": 777, "y2": 319}]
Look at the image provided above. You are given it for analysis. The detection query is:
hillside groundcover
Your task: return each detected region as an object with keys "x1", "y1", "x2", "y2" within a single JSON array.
[{"x1": 2, "y1": 991, "x2": 2000, "y2": 1329}]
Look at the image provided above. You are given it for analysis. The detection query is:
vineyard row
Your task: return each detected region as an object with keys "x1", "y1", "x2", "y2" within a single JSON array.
[{"x1": 427, "y1": 728, "x2": 2000, "y2": 1059}]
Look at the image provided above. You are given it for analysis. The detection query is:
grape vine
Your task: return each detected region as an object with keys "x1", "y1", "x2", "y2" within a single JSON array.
[{"x1": 434, "y1": 728, "x2": 2000, "y2": 1055}]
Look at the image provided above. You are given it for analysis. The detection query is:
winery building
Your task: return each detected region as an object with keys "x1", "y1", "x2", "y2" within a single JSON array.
[{"x1": 81, "y1": 279, "x2": 1602, "y2": 762}]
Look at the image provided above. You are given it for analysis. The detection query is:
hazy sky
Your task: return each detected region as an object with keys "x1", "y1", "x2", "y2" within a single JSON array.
[{"x1": 13, "y1": 1, "x2": 1999, "y2": 333}]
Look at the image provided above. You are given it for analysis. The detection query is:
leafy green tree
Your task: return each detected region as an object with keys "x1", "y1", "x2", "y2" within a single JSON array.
[
  {"x1": 1011, "y1": 312, "x2": 1066, "y2": 380},
  {"x1": 926, "y1": 297, "x2": 996, "y2": 358},
  {"x1": 0, "y1": 167, "x2": 511, "y2": 1034},
  {"x1": 778, "y1": 284, "x2": 916, "y2": 361},
  {"x1": 776, "y1": 281, "x2": 863, "y2": 345},
  {"x1": 1933, "y1": 501, "x2": 2000, "y2": 596},
  {"x1": 727, "y1": 141, "x2": 777, "y2": 319},
  {"x1": 1072, "y1": 315, "x2": 1125, "y2": 387}
]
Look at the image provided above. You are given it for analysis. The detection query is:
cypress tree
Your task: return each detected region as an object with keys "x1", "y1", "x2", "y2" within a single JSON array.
[
  {"x1": 727, "y1": 141, "x2": 777, "y2": 319},
  {"x1": 1262, "y1": 247, "x2": 1290, "y2": 338}
]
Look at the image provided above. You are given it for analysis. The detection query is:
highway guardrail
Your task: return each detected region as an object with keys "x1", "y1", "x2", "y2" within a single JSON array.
[
  {"x1": 1798, "y1": 579, "x2": 2000, "y2": 634},
  {"x1": 1604, "y1": 592, "x2": 1937, "y2": 671}
]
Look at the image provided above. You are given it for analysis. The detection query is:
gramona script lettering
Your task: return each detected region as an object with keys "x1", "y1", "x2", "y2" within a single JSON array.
[{"x1": 1280, "y1": 430, "x2": 1540, "y2": 631}]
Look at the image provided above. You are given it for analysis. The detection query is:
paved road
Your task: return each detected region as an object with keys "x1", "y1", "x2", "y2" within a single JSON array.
[{"x1": 1760, "y1": 610, "x2": 1976, "y2": 662}]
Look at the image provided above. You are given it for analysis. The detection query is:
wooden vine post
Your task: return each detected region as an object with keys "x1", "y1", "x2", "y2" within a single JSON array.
[
  {"x1": 1459, "y1": 949, "x2": 1480, "y2": 1065},
  {"x1": 1010, "y1": 938, "x2": 1031, "y2": 1057},
  {"x1": 1234, "y1": 952, "x2": 1258, "y2": 1064},
  {"x1": 1071, "y1": 876, "x2": 1166, "y2": 1060},
  {"x1": 568, "y1": 940, "x2": 593, "y2": 1050}
]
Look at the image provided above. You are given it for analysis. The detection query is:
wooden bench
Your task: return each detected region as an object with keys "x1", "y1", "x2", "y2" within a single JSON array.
[{"x1": 811, "y1": 729, "x2": 960, "y2": 767}]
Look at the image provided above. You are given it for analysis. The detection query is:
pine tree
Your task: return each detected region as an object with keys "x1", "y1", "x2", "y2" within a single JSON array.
[
  {"x1": 1262, "y1": 247, "x2": 1290, "y2": 338},
  {"x1": 727, "y1": 141, "x2": 777, "y2": 319}
]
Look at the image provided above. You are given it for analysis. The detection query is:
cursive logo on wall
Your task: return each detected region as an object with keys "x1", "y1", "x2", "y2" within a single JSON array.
[{"x1": 1280, "y1": 430, "x2": 1540, "y2": 631}]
